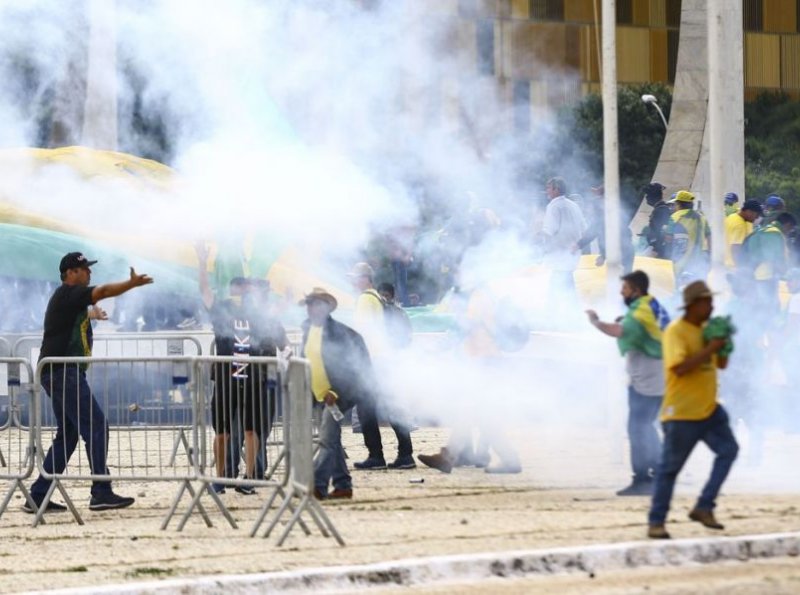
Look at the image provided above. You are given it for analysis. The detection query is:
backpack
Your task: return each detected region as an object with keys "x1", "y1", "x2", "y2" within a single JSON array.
[{"x1": 383, "y1": 301, "x2": 413, "y2": 349}]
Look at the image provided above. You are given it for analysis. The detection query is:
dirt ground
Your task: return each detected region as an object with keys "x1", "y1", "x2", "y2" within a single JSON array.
[{"x1": 1, "y1": 425, "x2": 799, "y2": 593}]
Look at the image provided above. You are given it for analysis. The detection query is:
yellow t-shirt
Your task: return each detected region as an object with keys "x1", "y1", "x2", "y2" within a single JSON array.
[
  {"x1": 724, "y1": 212, "x2": 752, "y2": 268},
  {"x1": 304, "y1": 325, "x2": 332, "y2": 402},
  {"x1": 355, "y1": 289, "x2": 386, "y2": 356},
  {"x1": 661, "y1": 318, "x2": 718, "y2": 422}
]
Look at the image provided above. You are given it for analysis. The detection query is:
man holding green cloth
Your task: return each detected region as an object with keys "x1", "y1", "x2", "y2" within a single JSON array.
[{"x1": 587, "y1": 270, "x2": 670, "y2": 496}]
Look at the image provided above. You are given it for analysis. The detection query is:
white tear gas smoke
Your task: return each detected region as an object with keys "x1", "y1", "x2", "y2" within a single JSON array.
[{"x1": 0, "y1": 0, "x2": 794, "y2": 492}]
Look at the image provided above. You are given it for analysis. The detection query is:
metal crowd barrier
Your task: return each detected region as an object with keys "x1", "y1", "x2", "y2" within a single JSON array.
[
  {"x1": 250, "y1": 357, "x2": 343, "y2": 545},
  {"x1": 163, "y1": 355, "x2": 286, "y2": 532},
  {"x1": 25, "y1": 354, "x2": 341, "y2": 545},
  {"x1": 30, "y1": 356, "x2": 200, "y2": 527},
  {"x1": 12, "y1": 331, "x2": 204, "y2": 365},
  {"x1": 0, "y1": 358, "x2": 37, "y2": 520}
]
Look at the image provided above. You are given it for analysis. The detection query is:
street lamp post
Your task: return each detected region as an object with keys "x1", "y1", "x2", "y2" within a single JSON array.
[{"x1": 641, "y1": 94, "x2": 668, "y2": 130}]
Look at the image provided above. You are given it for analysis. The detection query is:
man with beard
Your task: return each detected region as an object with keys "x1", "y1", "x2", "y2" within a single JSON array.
[{"x1": 586, "y1": 270, "x2": 670, "y2": 496}]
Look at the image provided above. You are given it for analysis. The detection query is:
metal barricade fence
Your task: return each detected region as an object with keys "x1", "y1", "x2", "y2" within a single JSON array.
[
  {"x1": 165, "y1": 355, "x2": 286, "y2": 532},
  {"x1": 0, "y1": 338, "x2": 15, "y2": 431},
  {"x1": 28, "y1": 354, "x2": 341, "y2": 545},
  {"x1": 32, "y1": 356, "x2": 202, "y2": 527},
  {"x1": 0, "y1": 358, "x2": 37, "y2": 520},
  {"x1": 12, "y1": 333, "x2": 204, "y2": 431},
  {"x1": 250, "y1": 357, "x2": 343, "y2": 545}
]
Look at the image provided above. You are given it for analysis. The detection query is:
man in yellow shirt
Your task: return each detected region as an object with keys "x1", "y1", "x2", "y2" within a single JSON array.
[
  {"x1": 299, "y1": 287, "x2": 378, "y2": 500},
  {"x1": 647, "y1": 281, "x2": 739, "y2": 539},
  {"x1": 348, "y1": 262, "x2": 415, "y2": 470},
  {"x1": 724, "y1": 199, "x2": 762, "y2": 268}
]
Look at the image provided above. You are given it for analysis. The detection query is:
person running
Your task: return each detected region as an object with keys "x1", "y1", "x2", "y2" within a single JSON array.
[{"x1": 647, "y1": 281, "x2": 739, "y2": 539}]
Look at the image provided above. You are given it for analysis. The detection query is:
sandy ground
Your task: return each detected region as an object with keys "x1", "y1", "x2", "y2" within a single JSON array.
[{"x1": 0, "y1": 424, "x2": 798, "y2": 593}]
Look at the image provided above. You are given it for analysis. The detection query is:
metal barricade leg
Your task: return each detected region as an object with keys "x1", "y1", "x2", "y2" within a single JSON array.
[
  {"x1": 168, "y1": 428, "x2": 194, "y2": 466},
  {"x1": 0, "y1": 480, "x2": 35, "y2": 521},
  {"x1": 276, "y1": 490, "x2": 345, "y2": 547},
  {"x1": 176, "y1": 481, "x2": 237, "y2": 532},
  {"x1": 32, "y1": 479, "x2": 83, "y2": 527},
  {"x1": 161, "y1": 479, "x2": 213, "y2": 530}
]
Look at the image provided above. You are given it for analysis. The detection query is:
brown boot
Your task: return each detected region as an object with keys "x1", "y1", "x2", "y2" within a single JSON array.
[
  {"x1": 688, "y1": 508, "x2": 724, "y2": 530},
  {"x1": 417, "y1": 449, "x2": 454, "y2": 474},
  {"x1": 328, "y1": 488, "x2": 353, "y2": 500},
  {"x1": 647, "y1": 524, "x2": 671, "y2": 539}
]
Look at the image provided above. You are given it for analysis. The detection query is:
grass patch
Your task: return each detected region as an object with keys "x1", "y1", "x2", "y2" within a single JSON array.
[{"x1": 126, "y1": 567, "x2": 174, "y2": 578}]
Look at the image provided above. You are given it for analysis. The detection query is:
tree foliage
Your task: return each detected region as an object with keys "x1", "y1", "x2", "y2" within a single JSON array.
[
  {"x1": 745, "y1": 92, "x2": 800, "y2": 210},
  {"x1": 550, "y1": 82, "x2": 672, "y2": 216}
]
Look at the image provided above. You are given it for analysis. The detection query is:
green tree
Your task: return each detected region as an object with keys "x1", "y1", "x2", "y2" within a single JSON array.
[
  {"x1": 744, "y1": 92, "x2": 800, "y2": 210},
  {"x1": 552, "y1": 82, "x2": 672, "y2": 216}
]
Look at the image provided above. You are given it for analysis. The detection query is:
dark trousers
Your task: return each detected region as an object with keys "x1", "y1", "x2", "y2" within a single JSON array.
[
  {"x1": 358, "y1": 396, "x2": 413, "y2": 459},
  {"x1": 31, "y1": 367, "x2": 113, "y2": 499},
  {"x1": 628, "y1": 386, "x2": 662, "y2": 481},
  {"x1": 224, "y1": 382, "x2": 278, "y2": 479},
  {"x1": 648, "y1": 405, "x2": 739, "y2": 525},
  {"x1": 391, "y1": 260, "x2": 409, "y2": 306}
]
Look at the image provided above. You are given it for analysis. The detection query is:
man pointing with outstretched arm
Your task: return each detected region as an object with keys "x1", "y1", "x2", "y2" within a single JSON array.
[{"x1": 26, "y1": 252, "x2": 153, "y2": 514}]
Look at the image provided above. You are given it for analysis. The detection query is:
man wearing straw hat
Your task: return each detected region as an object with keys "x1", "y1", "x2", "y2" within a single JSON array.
[
  {"x1": 647, "y1": 281, "x2": 739, "y2": 539},
  {"x1": 299, "y1": 287, "x2": 377, "y2": 499}
]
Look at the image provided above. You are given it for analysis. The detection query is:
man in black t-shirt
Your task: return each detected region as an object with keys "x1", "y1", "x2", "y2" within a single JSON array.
[
  {"x1": 27, "y1": 252, "x2": 153, "y2": 514},
  {"x1": 196, "y1": 245, "x2": 287, "y2": 493}
]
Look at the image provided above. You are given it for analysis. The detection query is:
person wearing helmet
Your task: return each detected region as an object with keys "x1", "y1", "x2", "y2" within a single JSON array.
[
  {"x1": 758, "y1": 194, "x2": 786, "y2": 229},
  {"x1": 664, "y1": 190, "x2": 711, "y2": 284},
  {"x1": 724, "y1": 192, "x2": 739, "y2": 217}
]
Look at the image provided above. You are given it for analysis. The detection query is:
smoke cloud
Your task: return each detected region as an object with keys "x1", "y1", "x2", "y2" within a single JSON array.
[{"x1": 0, "y1": 0, "x2": 792, "y2": 495}]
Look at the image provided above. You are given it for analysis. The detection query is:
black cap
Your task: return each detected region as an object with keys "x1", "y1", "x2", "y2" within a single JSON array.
[
  {"x1": 59, "y1": 252, "x2": 98, "y2": 274},
  {"x1": 741, "y1": 199, "x2": 763, "y2": 214},
  {"x1": 644, "y1": 181, "x2": 666, "y2": 197}
]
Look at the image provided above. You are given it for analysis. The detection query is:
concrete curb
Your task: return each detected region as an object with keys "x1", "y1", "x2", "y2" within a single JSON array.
[{"x1": 35, "y1": 532, "x2": 800, "y2": 594}]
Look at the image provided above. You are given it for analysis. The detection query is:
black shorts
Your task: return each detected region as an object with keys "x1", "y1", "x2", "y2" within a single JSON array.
[{"x1": 211, "y1": 376, "x2": 269, "y2": 434}]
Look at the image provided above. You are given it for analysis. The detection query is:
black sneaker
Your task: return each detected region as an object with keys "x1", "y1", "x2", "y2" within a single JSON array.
[
  {"x1": 234, "y1": 485, "x2": 257, "y2": 496},
  {"x1": 89, "y1": 492, "x2": 135, "y2": 511},
  {"x1": 353, "y1": 457, "x2": 387, "y2": 470},
  {"x1": 22, "y1": 498, "x2": 67, "y2": 514},
  {"x1": 211, "y1": 483, "x2": 226, "y2": 495},
  {"x1": 387, "y1": 455, "x2": 417, "y2": 469}
]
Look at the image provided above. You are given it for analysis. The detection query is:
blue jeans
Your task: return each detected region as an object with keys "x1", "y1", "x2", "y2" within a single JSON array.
[
  {"x1": 648, "y1": 405, "x2": 739, "y2": 525},
  {"x1": 31, "y1": 367, "x2": 113, "y2": 499},
  {"x1": 628, "y1": 387, "x2": 662, "y2": 481},
  {"x1": 314, "y1": 405, "x2": 352, "y2": 495}
]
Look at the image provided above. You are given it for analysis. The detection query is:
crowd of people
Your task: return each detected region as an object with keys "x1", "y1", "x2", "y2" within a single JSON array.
[{"x1": 21, "y1": 176, "x2": 799, "y2": 540}]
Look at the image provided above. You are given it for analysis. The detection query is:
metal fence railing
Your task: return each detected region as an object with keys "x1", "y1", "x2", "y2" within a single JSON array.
[
  {"x1": 0, "y1": 358, "x2": 36, "y2": 521},
  {"x1": 19, "y1": 354, "x2": 340, "y2": 545}
]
